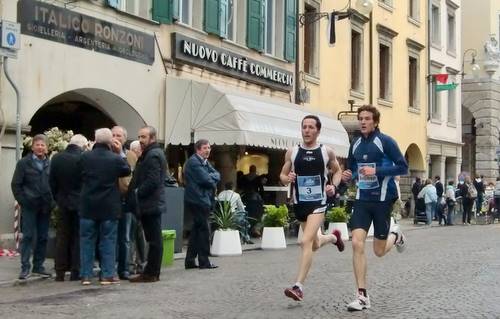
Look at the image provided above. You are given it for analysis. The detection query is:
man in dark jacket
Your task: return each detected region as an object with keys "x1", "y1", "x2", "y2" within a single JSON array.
[
  {"x1": 78, "y1": 128, "x2": 130, "y2": 285},
  {"x1": 434, "y1": 176, "x2": 444, "y2": 221},
  {"x1": 473, "y1": 175, "x2": 485, "y2": 215},
  {"x1": 128, "y1": 126, "x2": 166, "y2": 283},
  {"x1": 184, "y1": 139, "x2": 220, "y2": 270},
  {"x1": 49, "y1": 134, "x2": 88, "y2": 281},
  {"x1": 11, "y1": 134, "x2": 54, "y2": 280}
]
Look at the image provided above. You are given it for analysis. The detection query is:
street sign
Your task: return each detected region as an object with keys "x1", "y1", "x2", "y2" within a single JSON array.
[{"x1": 1, "y1": 20, "x2": 20, "y2": 50}]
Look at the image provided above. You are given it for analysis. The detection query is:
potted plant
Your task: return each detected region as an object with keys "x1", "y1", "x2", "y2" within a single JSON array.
[
  {"x1": 260, "y1": 204, "x2": 288, "y2": 249},
  {"x1": 209, "y1": 200, "x2": 242, "y2": 256},
  {"x1": 326, "y1": 206, "x2": 349, "y2": 241}
]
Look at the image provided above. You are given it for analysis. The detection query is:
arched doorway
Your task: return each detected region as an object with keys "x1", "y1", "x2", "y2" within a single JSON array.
[
  {"x1": 461, "y1": 106, "x2": 476, "y2": 177},
  {"x1": 28, "y1": 88, "x2": 146, "y2": 141},
  {"x1": 404, "y1": 143, "x2": 426, "y2": 174}
]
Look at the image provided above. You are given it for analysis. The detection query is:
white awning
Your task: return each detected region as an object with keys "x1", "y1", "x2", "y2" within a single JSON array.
[{"x1": 165, "y1": 77, "x2": 350, "y2": 157}]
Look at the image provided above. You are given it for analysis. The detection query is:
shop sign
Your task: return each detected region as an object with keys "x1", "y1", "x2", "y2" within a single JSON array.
[
  {"x1": 18, "y1": 0, "x2": 154, "y2": 65},
  {"x1": 270, "y1": 137, "x2": 299, "y2": 148},
  {"x1": 173, "y1": 33, "x2": 294, "y2": 92}
]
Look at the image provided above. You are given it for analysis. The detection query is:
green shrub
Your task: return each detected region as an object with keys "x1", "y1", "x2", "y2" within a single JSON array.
[
  {"x1": 262, "y1": 204, "x2": 289, "y2": 228},
  {"x1": 326, "y1": 206, "x2": 348, "y2": 223},
  {"x1": 210, "y1": 200, "x2": 240, "y2": 230}
]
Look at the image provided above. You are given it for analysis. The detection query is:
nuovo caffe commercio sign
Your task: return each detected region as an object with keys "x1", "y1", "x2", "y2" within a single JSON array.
[{"x1": 173, "y1": 33, "x2": 293, "y2": 92}]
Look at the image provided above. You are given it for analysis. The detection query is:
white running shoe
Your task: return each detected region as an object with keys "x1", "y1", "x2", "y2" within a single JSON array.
[
  {"x1": 347, "y1": 293, "x2": 371, "y2": 311},
  {"x1": 390, "y1": 224, "x2": 407, "y2": 253}
]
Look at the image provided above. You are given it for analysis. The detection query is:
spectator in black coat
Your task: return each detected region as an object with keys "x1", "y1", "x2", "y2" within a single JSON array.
[
  {"x1": 49, "y1": 134, "x2": 88, "y2": 281},
  {"x1": 434, "y1": 176, "x2": 444, "y2": 221},
  {"x1": 473, "y1": 175, "x2": 485, "y2": 215},
  {"x1": 78, "y1": 128, "x2": 130, "y2": 285},
  {"x1": 11, "y1": 134, "x2": 54, "y2": 280},
  {"x1": 128, "y1": 126, "x2": 167, "y2": 283}
]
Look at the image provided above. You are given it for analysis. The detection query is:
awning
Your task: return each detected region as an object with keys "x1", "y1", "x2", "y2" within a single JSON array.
[{"x1": 165, "y1": 77, "x2": 350, "y2": 157}]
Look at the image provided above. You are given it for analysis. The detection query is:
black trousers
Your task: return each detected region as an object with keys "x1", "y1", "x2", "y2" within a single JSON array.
[
  {"x1": 462, "y1": 200, "x2": 473, "y2": 224},
  {"x1": 139, "y1": 213, "x2": 163, "y2": 277},
  {"x1": 185, "y1": 202, "x2": 211, "y2": 267},
  {"x1": 55, "y1": 208, "x2": 80, "y2": 274}
]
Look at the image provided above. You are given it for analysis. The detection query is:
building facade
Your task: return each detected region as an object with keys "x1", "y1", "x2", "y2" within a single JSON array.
[
  {"x1": 428, "y1": 0, "x2": 462, "y2": 183},
  {"x1": 461, "y1": 0, "x2": 500, "y2": 182},
  {"x1": 299, "y1": 0, "x2": 428, "y2": 199},
  {"x1": 0, "y1": 0, "x2": 351, "y2": 236}
]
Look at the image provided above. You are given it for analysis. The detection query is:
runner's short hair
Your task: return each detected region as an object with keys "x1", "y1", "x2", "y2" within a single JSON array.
[
  {"x1": 357, "y1": 105, "x2": 380, "y2": 127},
  {"x1": 301, "y1": 115, "x2": 321, "y2": 130}
]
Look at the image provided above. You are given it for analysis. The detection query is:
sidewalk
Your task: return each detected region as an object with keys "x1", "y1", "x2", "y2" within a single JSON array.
[{"x1": 0, "y1": 218, "x2": 420, "y2": 288}]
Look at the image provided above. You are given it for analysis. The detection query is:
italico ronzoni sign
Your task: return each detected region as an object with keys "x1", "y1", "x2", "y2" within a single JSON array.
[
  {"x1": 172, "y1": 33, "x2": 294, "y2": 92},
  {"x1": 18, "y1": 0, "x2": 154, "y2": 65}
]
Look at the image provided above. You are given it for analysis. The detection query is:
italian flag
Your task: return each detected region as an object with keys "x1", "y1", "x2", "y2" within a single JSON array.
[{"x1": 433, "y1": 74, "x2": 457, "y2": 91}]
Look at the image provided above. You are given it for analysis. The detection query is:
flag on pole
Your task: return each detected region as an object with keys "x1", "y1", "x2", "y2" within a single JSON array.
[
  {"x1": 434, "y1": 74, "x2": 449, "y2": 84},
  {"x1": 435, "y1": 83, "x2": 458, "y2": 91}
]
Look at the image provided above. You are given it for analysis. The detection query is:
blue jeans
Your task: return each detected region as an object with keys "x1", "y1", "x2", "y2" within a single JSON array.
[
  {"x1": 20, "y1": 206, "x2": 50, "y2": 272},
  {"x1": 425, "y1": 203, "x2": 434, "y2": 225},
  {"x1": 80, "y1": 218, "x2": 118, "y2": 279},
  {"x1": 117, "y1": 212, "x2": 131, "y2": 275}
]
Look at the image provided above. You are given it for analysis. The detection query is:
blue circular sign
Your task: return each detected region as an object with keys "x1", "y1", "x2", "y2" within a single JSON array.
[{"x1": 6, "y1": 32, "x2": 15, "y2": 46}]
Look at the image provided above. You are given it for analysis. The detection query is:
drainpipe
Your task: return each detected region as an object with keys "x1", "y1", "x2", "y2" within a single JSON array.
[
  {"x1": 427, "y1": 0, "x2": 432, "y2": 122},
  {"x1": 294, "y1": 0, "x2": 300, "y2": 104},
  {"x1": 369, "y1": 11, "x2": 373, "y2": 105},
  {"x1": 3, "y1": 57, "x2": 21, "y2": 161}
]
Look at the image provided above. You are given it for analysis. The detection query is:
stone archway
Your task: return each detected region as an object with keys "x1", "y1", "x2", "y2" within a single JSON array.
[
  {"x1": 29, "y1": 88, "x2": 146, "y2": 141},
  {"x1": 462, "y1": 79, "x2": 500, "y2": 181},
  {"x1": 404, "y1": 143, "x2": 426, "y2": 174}
]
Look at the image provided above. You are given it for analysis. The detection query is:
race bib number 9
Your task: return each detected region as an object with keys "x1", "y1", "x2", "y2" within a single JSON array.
[
  {"x1": 297, "y1": 175, "x2": 323, "y2": 202},
  {"x1": 357, "y1": 163, "x2": 379, "y2": 189}
]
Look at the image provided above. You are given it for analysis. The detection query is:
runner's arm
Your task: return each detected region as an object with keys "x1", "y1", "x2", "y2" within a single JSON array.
[
  {"x1": 376, "y1": 136, "x2": 408, "y2": 177},
  {"x1": 280, "y1": 148, "x2": 295, "y2": 185}
]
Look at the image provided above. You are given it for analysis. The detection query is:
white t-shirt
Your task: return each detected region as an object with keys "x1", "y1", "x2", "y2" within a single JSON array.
[{"x1": 217, "y1": 190, "x2": 246, "y2": 213}]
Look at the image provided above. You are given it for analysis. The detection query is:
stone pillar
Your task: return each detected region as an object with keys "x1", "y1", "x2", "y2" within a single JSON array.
[
  {"x1": 475, "y1": 120, "x2": 499, "y2": 180},
  {"x1": 213, "y1": 146, "x2": 237, "y2": 192}
]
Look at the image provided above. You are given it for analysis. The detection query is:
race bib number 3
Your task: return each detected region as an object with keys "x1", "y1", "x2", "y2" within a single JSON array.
[
  {"x1": 297, "y1": 175, "x2": 323, "y2": 202},
  {"x1": 357, "y1": 163, "x2": 379, "y2": 190}
]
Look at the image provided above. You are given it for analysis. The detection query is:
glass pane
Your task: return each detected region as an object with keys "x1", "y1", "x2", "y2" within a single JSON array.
[
  {"x1": 266, "y1": 0, "x2": 274, "y2": 54},
  {"x1": 181, "y1": 0, "x2": 190, "y2": 24},
  {"x1": 228, "y1": 1, "x2": 235, "y2": 40}
]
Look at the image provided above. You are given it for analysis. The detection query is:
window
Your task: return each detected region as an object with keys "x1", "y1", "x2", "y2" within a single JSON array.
[
  {"x1": 351, "y1": 29, "x2": 363, "y2": 92},
  {"x1": 409, "y1": 56, "x2": 418, "y2": 108},
  {"x1": 379, "y1": 43, "x2": 390, "y2": 100},
  {"x1": 379, "y1": 0, "x2": 393, "y2": 7},
  {"x1": 431, "y1": 4, "x2": 440, "y2": 45},
  {"x1": 227, "y1": 0, "x2": 236, "y2": 41},
  {"x1": 447, "y1": 9, "x2": 456, "y2": 53},
  {"x1": 177, "y1": 0, "x2": 192, "y2": 25},
  {"x1": 377, "y1": 25, "x2": 397, "y2": 102},
  {"x1": 304, "y1": 2, "x2": 320, "y2": 76},
  {"x1": 119, "y1": 0, "x2": 153, "y2": 20},
  {"x1": 408, "y1": 0, "x2": 419, "y2": 20},
  {"x1": 264, "y1": 0, "x2": 274, "y2": 55},
  {"x1": 447, "y1": 88, "x2": 456, "y2": 123}
]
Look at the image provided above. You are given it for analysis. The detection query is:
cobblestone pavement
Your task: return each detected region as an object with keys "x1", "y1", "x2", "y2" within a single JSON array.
[{"x1": 0, "y1": 224, "x2": 499, "y2": 319}]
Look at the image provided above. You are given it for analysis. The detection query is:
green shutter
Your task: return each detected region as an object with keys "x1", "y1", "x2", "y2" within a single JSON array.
[
  {"x1": 172, "y1": 0, "x2": 180, "y2": 21},
  {"x1": 284, "y1": 0, "x2": 296, "y2": 61},
  {"x1": 205, "y1": 0, "x2": 221, "y2": 35},
  {"x1": 247, "y1": 0, "x2": 264, "y2": 51},
  {"x1": 153, "y1": 0, "x2": 172, "y2": 24},
  {"x1": 220, "y1": 0, "x2": 229, "y2": 38}
]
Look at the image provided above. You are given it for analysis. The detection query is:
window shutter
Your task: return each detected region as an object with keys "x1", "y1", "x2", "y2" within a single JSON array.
[
  {"x1": 247, "y1": 0, "x2": 264, "y2": 51},
  {"x1": 220, "y1": 0, "x2": 229, "y2": 38},
  {"x1": 172, "y1": 0, "x2": 180, "y2": 21},
  {"x1": 153, "y1": 0, "x2": 172, "y2": 24},
  {"x1": 205, "y1": 0, "x2": 221, "y2": 35},
  {"x1": 284, "y1": 0, "x2": 296, "y2": 62},
  {"x1": 107, "y1": 0, "x2": 120, "y2": 9}
]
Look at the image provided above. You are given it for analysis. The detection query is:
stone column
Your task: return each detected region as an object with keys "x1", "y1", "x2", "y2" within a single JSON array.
[{"x1": 475, "y1": 119, "x2": 499, "y2": 180}]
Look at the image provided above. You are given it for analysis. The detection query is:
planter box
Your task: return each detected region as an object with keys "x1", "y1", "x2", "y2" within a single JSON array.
[
  {"x1": 367, "y1": 218, "x2": 395, "y2": 237},
  {"x1": 210, "y1": 230, "x2": 242, "y2": 256},
  {"x1": 261, "y1": 227, "x2": 287, "y2": 249},
  {"x1": 326, "y1": 222, "x2": 349, "y2": 241}
]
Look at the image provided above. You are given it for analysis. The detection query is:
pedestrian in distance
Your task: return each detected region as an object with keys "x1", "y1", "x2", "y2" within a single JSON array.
[
  {"x1": 445, "y1": 180, "x2": 456, "y2": 225},
  {"x1": 281, "y1": 114, "x2": 344, "y2": 302},
  {"x1": 11, "y1": 134, "x2": 55, "y2": 280},
  {"x1": 78, "y1": 128, "x2": 130, "y2": 285},
  {"x1": 184, "y1": 139, "x2": 221, "y2": 270},
  {"x1": 341, "y1": 105, "x2": 408, "y2": 311},
  {"x1": 49, "y1": 134, "x2": 88, "y2": 281},
  {"x1": 128, "y1": 126, "x2": 167, "y2": 283},
  {"x1": 434, "y1": 176, "x2": 444, "y2": 222},
  {"x1": 418, "y1": 179, "x2": 437, "y2": 226}
]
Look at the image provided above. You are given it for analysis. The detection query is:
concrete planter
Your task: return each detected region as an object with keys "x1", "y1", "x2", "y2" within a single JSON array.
[
  {"x1": 327, "y1": 222, "x2": 349, "y2": 241},
  {"x1": 261, "y1": 227, "x2": 287, "y2": 249},
  {"x1": 210, "y1": 229, "x2": 242, "y2": 256}
]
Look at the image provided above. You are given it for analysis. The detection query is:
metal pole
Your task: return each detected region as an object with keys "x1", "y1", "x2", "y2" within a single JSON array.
[{"x1": 3, "y1": 56, "x2": 21, "y2": 160}]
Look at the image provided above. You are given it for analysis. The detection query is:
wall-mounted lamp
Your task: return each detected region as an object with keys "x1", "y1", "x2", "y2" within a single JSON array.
[{"x1": 461, "y1": 49, "x2": 481, "y2": 79}]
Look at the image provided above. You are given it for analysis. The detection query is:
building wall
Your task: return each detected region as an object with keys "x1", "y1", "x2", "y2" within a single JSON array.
[{"x1": 301, "y1": 0, "x2": 427, "y2": 172}]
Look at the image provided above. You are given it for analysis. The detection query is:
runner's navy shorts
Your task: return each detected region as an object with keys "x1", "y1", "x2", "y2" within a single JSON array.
[{"x1": 350, "y1": 200, "x2": 394, "y2": 240}]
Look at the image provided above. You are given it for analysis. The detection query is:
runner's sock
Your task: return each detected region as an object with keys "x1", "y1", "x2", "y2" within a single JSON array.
[
  {"x1": 358, "y1": 288, "x2": 367, "y2": 297},
  {"x1": 390, "y1": 231, "x2": 399, "y2": 244},
  {"x1": 294, "y1": 282, "x2": 304, "y2": 291}
]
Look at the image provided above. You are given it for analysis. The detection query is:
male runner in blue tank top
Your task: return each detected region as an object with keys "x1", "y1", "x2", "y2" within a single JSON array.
[
  {"x1": 281, "y1": 115, "x2": 345, "y2": 302},
  {"x1": 341, "y1": 105, "x2": 408, "y2": 311}
]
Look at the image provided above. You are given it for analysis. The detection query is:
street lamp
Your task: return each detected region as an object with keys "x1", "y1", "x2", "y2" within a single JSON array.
[{"x1": 461, "y1": 49, "x2": 481, "y2": 79}]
